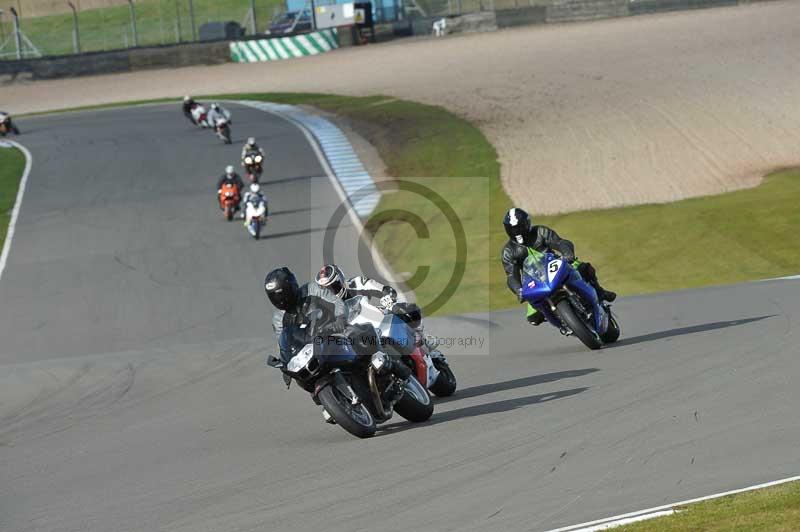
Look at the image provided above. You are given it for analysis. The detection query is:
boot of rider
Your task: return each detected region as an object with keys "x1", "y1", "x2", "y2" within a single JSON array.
[
  {"x1": 578, "y1": 263, "x2": 616, "y2": 302},
  {"x1": 593, "y1": 281, "x2": 617, "y2": 303}
]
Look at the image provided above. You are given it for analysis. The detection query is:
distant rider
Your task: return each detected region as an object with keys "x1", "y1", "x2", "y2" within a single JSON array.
[
  {"x1": 216, "y1": 165, "x2": 244, "y2": 212},
  {"x1": 315, "y1": 264, "x2": 446, "y2": 361},
  {"x1": 182, "y1": 96, "x2": 197, "y2": 124},
  {"x1": 0, "y1": 111, "x2": 19, "y2": 136},
  {"x1": 501, "y1": 207, "x2": 616, "y2": 325},
  {"x1": 207, "y1": 103, "x2": 231, "y2": 129},
  {"x1": 241, "y1": 183, "x2": 268, "y2": 222},
  {"x1": 241, "y1": 137, "x2": 265, "y2": 161}
]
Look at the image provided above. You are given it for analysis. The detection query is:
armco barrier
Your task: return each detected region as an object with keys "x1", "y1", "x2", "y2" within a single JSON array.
[
  {"x1": 628, "y1": 0, "x2": 738, "y2": 15},
  {"x1": 495, "y1": 6, "x2": 547, "y2": 28},
  {"x1": 546, "y1": 0, "x2": 629, "y2": 22},
  {"x1": 229, "y1": 29, "x2": 339, "y2": 63},
  {"x1": 0, "y1": 40, "x2": 230, "y2": 81}
]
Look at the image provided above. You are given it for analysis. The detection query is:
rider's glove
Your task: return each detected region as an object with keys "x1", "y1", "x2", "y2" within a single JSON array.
[{"x1": 562, "y1": 252, "x2": 576, "y2": 263}]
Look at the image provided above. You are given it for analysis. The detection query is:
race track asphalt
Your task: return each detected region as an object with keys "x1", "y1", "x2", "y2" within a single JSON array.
[{"x1": 1, "y1": 105, "x2": 798, "y2": 532}]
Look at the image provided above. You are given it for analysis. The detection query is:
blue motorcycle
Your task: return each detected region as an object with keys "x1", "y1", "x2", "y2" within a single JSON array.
[{"x1": 520, "y1": 251, "x2": 621, "y2": 350}]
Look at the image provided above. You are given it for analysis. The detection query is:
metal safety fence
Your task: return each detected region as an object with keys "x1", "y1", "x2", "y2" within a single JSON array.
[{"x1": 0, "y1": 0, "x2": 288, "y2": 59}]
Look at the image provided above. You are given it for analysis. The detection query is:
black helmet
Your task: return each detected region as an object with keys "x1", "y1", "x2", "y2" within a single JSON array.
[
  {"x1": 315, "y1": 264, "x2": 347, "y2": 298},
  {"x1": 264, "y1": 267, "x2": 299, "y2": 311},
  {"x1": 503, "y1": 207, "x2": 532, "y2": 245}
]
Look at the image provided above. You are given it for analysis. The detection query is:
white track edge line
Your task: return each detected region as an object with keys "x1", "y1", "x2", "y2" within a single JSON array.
[
  {"x1": 232, "y1": 101, "x2": 405, "y2": 299},
  {"x1": 0, "y1": 141, "x2": 32, "y2": 281},
  {"x1": 546, "y1": 475, "x2": 800, "y2": 532}
]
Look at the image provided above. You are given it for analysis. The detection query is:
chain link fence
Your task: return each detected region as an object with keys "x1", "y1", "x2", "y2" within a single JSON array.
[{"x1": 0, "y1": 0, "x2": 290, "y2": 59}]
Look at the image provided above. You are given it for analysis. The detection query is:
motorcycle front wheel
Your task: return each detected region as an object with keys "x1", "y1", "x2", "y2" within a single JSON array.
[
  {"x1": 318, "y1": 382, "x2": 377, "y2": 438},
  {"x1": 601, "y1": 311, "x2": 621, "y2": 343},
  {"x1": 556, "y1": 299, "x2": 602, "y2": 350},
  {"x1": 429, "y1": 358, "x2": 457, "y2": 397},
  {"x1": 394, "y1": 376, "x2": 434, "y2": 422}
]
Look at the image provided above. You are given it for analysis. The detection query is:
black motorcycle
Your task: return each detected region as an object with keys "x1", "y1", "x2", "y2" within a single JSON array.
[{"x1": 267, "y1": 306, "x2": 433, "y2": 438}]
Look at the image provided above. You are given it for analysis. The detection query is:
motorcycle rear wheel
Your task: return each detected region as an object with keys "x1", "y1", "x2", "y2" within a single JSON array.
[
  {"x1": 394, "y1": 376, "x2": 434, "y2": 422},
  {"x1": 556, "y1": 299, "x2": 602, "y2": 350},
  {"x1": 318, "y1": 382, "x2": 377, "y2": 438}
]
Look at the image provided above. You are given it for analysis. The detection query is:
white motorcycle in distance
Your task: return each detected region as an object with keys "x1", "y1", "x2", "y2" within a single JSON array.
[
  {"x1": 190, "y1": 104, "x2": 210, "y2": 128},
  {"x1": 348, "y1": 296, "x2": 457, "y2": 397},
  {"x1": 215, "y1": 117, "x2": 232, "y2": 144},
  {"x1": 244, "y1": 198, "x2": 268, "y2": 239}
]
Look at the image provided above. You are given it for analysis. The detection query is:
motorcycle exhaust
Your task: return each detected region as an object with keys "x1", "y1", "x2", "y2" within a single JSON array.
[{"x1": 367, "y1": 366, "x2": 389, "y2": 421}]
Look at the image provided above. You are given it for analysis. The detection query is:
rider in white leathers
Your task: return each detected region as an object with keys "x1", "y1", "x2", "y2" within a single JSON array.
[
  {"x1": 242, "y1": 183, "x2": 267, "y2": 223},
  {"x1": 315, "y1": 264, "x2": 445, "y2": 360},
  {"x1": 206, "y1": 103, "x2": 231, "y2": 126}
]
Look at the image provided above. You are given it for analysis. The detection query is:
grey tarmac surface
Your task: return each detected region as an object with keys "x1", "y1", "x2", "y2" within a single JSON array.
[{"x1": 1, "y1": 106, "x2": 799, "y2": 532}]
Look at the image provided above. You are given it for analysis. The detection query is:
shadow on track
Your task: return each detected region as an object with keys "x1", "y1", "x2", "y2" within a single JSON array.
[
  {"x1": 617, "y1": 315, "x2": 774, "y2": 347},
  {"x1": 260, "y1": 174, "x2": 324, "y2": 187},
  {"x1": 381, "y1": 387, "x2": 589, "y2": 434},
  {"x1": 260, "y1": 226, "x2": 332, "y2": 240},
  {"x1": 436, "y1": 368, "x2": 599, "y2": 404}
]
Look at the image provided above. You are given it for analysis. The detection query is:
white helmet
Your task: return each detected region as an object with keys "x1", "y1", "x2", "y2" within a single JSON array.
[
  {"x1": 247, "y1": 137, "x2": 256, "y2": 146},
  {"x1": 249, "y1": 183, "x2": 260, "y2": 194},
  {"x1": 225, "y1": 165, "x2": 235, "y2": 176},
  {"x1": 183, "y1": 95, "x2": 191, "y2": 102},
  {"x1": 211, "y1": 103, "x2": 219, "y2": 111}
]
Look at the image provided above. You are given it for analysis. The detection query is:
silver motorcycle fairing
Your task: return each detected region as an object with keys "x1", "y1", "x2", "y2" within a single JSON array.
[{"x1": 346, "y1": 296, "x2": 441, "y2": 388}]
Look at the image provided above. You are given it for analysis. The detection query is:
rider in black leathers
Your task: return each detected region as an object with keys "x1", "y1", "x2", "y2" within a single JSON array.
[
  {"x1": 501, "y1": 207, "x2": 616, "y2": 325},
  {"x1": 264, "y1": 267, "x2": 410, "y2": 422},
  {"x1": 182, "y1": 96, "x2": 196, "y2": 124}
]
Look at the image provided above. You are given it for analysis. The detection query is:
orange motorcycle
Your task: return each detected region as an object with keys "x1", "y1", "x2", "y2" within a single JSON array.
[{"x1": 218, "y1": 183, "x2": 241, "y2": 221}]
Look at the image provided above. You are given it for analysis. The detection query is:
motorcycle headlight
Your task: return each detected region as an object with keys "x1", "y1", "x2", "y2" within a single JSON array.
[
  {"x1": 287, "y1": 344, "x2": 315, "y2": 373},
  {"x1": 255, "y1": 155, "x2": 263, "y2": 163},
  {"x1": 244, "y1": 157, "x2": 253, "y2": 165}
]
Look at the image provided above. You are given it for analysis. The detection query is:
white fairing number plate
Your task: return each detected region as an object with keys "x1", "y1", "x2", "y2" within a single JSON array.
[{"x1": 547, "y1": 260, "x2": 562, "y2": 283}]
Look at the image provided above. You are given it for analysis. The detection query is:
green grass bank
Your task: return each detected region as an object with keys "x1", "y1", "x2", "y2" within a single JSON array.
[
  {"x1": 4, "y1": 0, "x2": 281, "y2": 58},
  {"x1": 617, "y1": 480, "x2": 800, "y2": 531},
  {"x1": 0, "y1": 146, "x2": 26, "y2": 251}
]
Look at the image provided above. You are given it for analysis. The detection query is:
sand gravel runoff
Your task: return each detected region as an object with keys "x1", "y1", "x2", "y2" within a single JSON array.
[{"x1": 4, "y1": 1, "x2": 800, "y2": 214}]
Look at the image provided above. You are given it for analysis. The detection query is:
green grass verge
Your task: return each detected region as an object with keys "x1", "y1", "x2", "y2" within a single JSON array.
[
  {"x1": 616, "y1": 480, "x2": 800, "y2": 531},
  {"x1": 538, "y1": 168, "x2": 800, "y2": 297},
  {"x1": 0, "y1": 147, "x2": 26, "y2": 252},
  {"x1": 19, "y1": 94, "x2": 800, "y2": 315},
  {"x1": 3, "y1": 0, "x2": 281, "y2": 58}
]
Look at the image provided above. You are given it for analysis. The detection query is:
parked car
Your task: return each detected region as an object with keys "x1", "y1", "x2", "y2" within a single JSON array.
[{"x1": 266, "y1": 10, "x2": 312, "y2": 35}]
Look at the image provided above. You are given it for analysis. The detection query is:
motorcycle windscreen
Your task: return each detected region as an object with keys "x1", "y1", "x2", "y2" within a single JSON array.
[
  {"x1": 318, "y1": 338, "x2": 360, "y2": 365},
  {"x1": 384, "y1": 314, "x2": 415, "y2": 356},
  {"x1": 521, "y1": 254, "x2": 554, "y2": 302}
]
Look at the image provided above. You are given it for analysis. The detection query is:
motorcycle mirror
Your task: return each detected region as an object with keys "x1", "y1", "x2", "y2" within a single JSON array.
[{"x1": 266, "y1": 354, "x2": 284, "y2": 368}]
